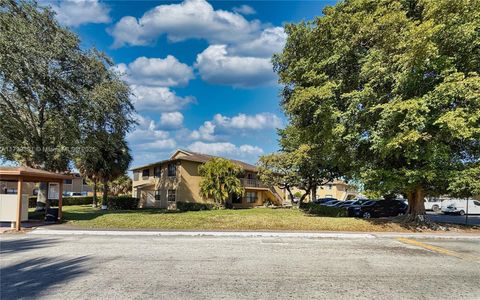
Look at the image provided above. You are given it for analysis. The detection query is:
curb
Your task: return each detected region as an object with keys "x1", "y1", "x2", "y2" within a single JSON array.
[
  {"x1": 29, "y1": 229, "x2": 375, "y2": 239},
  {"x1": 27, "y1": 228, "x2": 480, "y2": 239}
]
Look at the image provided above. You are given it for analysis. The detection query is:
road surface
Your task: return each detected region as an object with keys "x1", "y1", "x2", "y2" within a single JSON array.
[{"x1": 1, "y1": 234, "x2": 479, "y2": 299}]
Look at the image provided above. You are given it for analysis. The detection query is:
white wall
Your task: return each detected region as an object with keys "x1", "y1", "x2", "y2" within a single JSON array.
[{"x1": 0, "y1": 194, "x2": 28, "y2": 221}]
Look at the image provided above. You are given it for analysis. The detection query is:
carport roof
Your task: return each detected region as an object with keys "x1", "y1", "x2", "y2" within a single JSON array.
[{"x1": 0, "y1": 166, "x2": 72, "y2": 182}]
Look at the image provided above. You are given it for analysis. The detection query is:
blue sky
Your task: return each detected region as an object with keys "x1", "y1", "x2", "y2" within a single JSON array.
[{"x1": 45, "y1": 0, "x2": 337, "y2": 167}]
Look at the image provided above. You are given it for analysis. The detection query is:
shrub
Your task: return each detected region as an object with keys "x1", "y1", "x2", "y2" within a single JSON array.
[
  {"x1": 300, "y1": 202, "x2": 347, "y2": 217},
  {"x1": 107, "y1": 196, "x2": 139, "y2": 210},
  {"x1": 176, "y1": 201, "x2": 215, "y2": 211},
  {"x1": 28, "y1": 196, "x2": 94, "y2": 208}
]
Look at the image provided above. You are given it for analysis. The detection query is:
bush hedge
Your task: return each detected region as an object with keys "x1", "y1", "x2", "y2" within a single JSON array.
[
  {"x1": 29, "y1": 196, "x2": 139, "y2": 210},
  {"x1": 28, "y1": 196, "x2": 94, "y2": 208},
  {"x1": 300, "y1": 202, "x2": 347, "y2": 217},
  {"x1": 107, "y1": 196, "x2": 139, "y2": 210},
  {"x1": 176, "y1": 201, "x2": 215, "y2": 211}
]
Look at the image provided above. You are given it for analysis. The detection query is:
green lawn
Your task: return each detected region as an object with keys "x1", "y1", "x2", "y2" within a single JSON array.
[{"x1": 42, "y1": 205, "x2": 419, "y2": 232}]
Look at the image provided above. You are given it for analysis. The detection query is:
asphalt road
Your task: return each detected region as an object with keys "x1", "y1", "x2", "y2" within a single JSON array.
[
  {"x1": 427, "y1": 212, "x2": 480, "y2": 226},
  {"x1": 1, "y1": 234, "x2": 479, "y2": 300}
]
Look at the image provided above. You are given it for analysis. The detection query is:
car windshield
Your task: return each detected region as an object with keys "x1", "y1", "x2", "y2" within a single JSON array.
[{"x1": 362, "y1": 201, "x2": 375, "y2": 206}]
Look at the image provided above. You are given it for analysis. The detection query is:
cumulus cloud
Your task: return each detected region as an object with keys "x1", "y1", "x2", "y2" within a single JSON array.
[
  {"x1": 213, "y1": 113, "x2": 282, "y2": 130},
  {"x1": 184, "y1": 112, "x2": 282, "y2": 142},
  {"x1": 160, "y1": 112, "x2": 184, "y2": 129},
  {"x1": 47, "y1": 0, "x2": 110, "y2": 27},
  {"x1": 109, "y1": 0, "x2": 261, "y2": 48},
  {"x1": 195, "y1": 45, "x2": 276, "y2": 87},
  {"x1": 114, "y1": 56, "x2": 194, "y2": 87},
  {"x1": 229, "y1": 27, "x2": 286, "y2": 58},
  {"x1": 188, "y1": 121, "x2": 216, "y2": 141},
  {"x1": 187, "y1": 141, "x2": 263, "y2": 157},
  {"x1": 127, "y1": 114, "x2": 176, "y2": 151},
  {"x1": 232, "y1": 5, "x2": 256, "y2": 15},
  {"x1": 130, "y1": 85, "x2": 195, "y2": 112}
]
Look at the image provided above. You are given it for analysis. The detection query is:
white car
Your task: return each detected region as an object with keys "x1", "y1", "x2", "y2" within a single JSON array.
[
  {"x1": 424, "y1": 198, "x2": 443, "y2": 212},
  {"x1": 441, "y1": 199, "x2": 480, "y2": 215}
]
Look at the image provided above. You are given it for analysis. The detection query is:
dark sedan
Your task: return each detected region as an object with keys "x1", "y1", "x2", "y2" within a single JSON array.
[{"x1": 347, "y1": 200, "x2": 408, "y2": 218}]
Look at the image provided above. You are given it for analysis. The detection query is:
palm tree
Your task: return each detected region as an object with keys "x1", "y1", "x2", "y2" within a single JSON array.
[{"x1": 198, "y1": 158, "x2": 244, "y2": 207}]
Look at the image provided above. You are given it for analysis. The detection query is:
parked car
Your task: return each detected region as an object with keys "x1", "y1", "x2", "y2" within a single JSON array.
[
  {"x1": 314, "y1": 197, "x2": 337, "y2": 204},
  {"x1": 424, "y1": 198, "x2": 443, "y2": 212},
  {"x1": 347, "y1": 200, "x2": 408, "y2": 218},
  {"x1": 335, "y1": 200, "x2": 355, "y2": 208},
  {"x1": 441, "y1": 199, "x2": 480, "y2": 215},
  {"x1": 345, "y1": 199, "x2": 370, "y2": 207},
  {"x1": 322, "y1": 200, "x2": 341, "y2": 206}
]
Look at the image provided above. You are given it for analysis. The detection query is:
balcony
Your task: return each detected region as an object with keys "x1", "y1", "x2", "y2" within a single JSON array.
[{"x1": 240, "y1": 178, "x2": 266, "y2": 188}]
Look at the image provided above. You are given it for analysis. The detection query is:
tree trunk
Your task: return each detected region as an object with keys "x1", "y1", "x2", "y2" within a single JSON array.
[
  {"x1": 101, "y1": 179, "x2": 108, "y2": 209},
  {"x1": 406, "y1": 186, "x2": 427, "y2": 222},
  {"x1": 92, "y1": 179, "x2": 98, "y2": 207},
  {"x1": 310, "y1": 184, "x2": 317, "y2": 202},
  {"x1": 35, "y1": 182, "x2": 48, "y2": 212}
]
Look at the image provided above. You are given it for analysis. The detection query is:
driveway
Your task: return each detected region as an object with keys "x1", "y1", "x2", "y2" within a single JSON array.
[
  {"x1": 427, "y1": 212, "x2": 480, "y2": 226},
  {"x1": 1, "y1": 233, "x2": 479, "y2": 299}
]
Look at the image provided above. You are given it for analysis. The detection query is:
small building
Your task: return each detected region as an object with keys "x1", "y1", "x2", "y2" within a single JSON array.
[
  {"x1": 131, "y1": 149, "x2": 284, "y2": 209},
  {"x1": 0, "y1": 166, "x2": 71, "y2": 230}
]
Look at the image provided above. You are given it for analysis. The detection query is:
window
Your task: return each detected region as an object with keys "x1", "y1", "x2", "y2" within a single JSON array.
[
  {"x1": 155, "y1": 190, "x2": 161, "y2": 201},
  {"x1": 142, "y1": 169, "x2": 150, "y2": 179},
  {"x1": 245, "y1": 192, "x2": 257, "y2": 203},
  {"x1": 167, "y1": 189, "x2": 176, "y2": 202},
  {"x1": 328, "y1": 184, "x2": 332, "y2": 190},
  {"x1": 64, "y1": 179, "x2": 72, "y2": 184},
  {"x1": 154, "y1": 166, "x2": 161, "y2": 178},
  {"x1": 133, "y1": 171, "x2": 139, "y2": 181},
  {"x1": 168, "y1": 163, "x2": 176, "y2": 177}
]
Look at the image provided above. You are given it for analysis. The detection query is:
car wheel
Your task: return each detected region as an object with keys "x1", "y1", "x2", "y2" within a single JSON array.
[
  {"x1": 459, "y1": 210, "x2": 465, "y2": 216},
  {"x1": 362, "y1": 212, "x2": 371, "y2": 219},
  {"x1": 432, "y1": 205, "x2": 440, "y2": 213}
]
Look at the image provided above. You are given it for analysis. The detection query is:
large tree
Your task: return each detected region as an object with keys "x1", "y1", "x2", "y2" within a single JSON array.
[
  {"x1": 273, "y1": 0, "x2": 480, "y2": 222},
  {"x1": 0, "y1": 0, "x2": 121, "y2": 208},
  {"x1": 199, "y1": 158, "x2": 244, "y2": 207}
]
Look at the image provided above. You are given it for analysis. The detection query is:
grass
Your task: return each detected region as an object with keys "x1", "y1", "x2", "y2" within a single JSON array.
[{"x1": 27, "y1": 205, "x2": 424, "y2": 232}]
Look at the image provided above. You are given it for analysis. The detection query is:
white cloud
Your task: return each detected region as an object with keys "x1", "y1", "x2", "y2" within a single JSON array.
[
  {"x1": 127, "y1": 114, "x2": 177, "y2": 152},
  {"x1": 230, "y1": 27, "x2": 286, "y2": 58},
  {"x1": 109, "y1": 0, "x2": 261, "y2": 48},
  {"x1": 130, "y1": 85, "x2": 195, "y2": 112},
  {"x1": 195, "y1": 45, "x2": 276, "y2": 87},
  {"x1": 47, "y1": 0, "x2": 110, "y2": 27},
  {"x1": 214, "y1": 113, "x2": 282, "y2": 130},
  {"x1": 115, "y1": 56, "x2": 194, "y2": 87},
  {"x1": 232, "y1": 5, "x2": 256, "y2": 15},
  {"x1": 188, "y1": 121, "x2": 216, "y2": 141},
  {"x1": 160, "y1": 112, "x2": 184, "y2": 129},
  {"x1": 187, "y1": 141, "x2": 263, "y2": 157}
]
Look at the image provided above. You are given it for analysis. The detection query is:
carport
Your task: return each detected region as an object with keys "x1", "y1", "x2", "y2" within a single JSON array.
[{"x1": 0, "y1": 166, "x2": 72, "y2": 231}]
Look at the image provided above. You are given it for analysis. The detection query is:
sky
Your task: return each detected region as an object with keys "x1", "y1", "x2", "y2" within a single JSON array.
[{"x1": 43, "y1": 0, "x2": 337, "y2": 168}]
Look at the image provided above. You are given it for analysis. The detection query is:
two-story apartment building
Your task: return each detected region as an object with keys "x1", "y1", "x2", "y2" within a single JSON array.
[{"x1": 131, "y1": 149, "x2": 284, "y2": 209}]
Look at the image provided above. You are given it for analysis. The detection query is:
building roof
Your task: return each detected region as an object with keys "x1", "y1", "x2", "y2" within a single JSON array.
[
  {"x1": 130, "y1": 149, "x2": 257, "y2": 172},
  {"x1": 0, "y1": 166, "x2": 73, "y2": 182}
]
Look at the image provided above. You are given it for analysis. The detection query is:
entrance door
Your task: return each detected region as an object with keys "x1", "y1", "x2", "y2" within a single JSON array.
[{"x1": 145, "y1": 190, "x2": 156, "y2": 207}]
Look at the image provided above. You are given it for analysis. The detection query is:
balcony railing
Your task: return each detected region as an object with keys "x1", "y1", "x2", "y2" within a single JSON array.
[{"x1": 240, "y1": 178, "x2": 266, "y2": 188}]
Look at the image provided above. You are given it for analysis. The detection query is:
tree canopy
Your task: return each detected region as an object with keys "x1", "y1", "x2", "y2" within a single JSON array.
[
  {"x1": 198, "y1": 158, "x2": 244, "y2": 207},
  {"x1": 273, "y1": 0, "x2": 480, "y2": 218}
]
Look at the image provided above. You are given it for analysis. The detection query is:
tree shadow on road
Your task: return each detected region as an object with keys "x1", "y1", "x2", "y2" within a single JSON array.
[
  {"x1": 1, "y1": 256, "x2": 90, "y2": 299},
  {"x1": 0, "y1": 238, "x2": 59, "y2": 255}
]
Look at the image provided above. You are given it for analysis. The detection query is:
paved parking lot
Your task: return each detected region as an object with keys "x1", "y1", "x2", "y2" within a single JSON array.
[
  {"x1": 1, "y1": 234, "x2": 479, "y2": 299},
  {"x1": 427, "y1": 212, "x2": 480, "y2": 226}
]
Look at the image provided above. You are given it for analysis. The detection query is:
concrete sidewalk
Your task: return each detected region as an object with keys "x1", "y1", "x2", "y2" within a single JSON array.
[{"x1": 27, "y1": 227, "x2": 480, "y2": 240}]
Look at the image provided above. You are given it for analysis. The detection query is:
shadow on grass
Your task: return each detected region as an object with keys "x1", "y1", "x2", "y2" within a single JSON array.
[
  {"x1": 1, "y1": 256, "x2": 90, "y2": 299},
  {"x1": 1, "y1": 238, "x2": 59, "y2": 255}
]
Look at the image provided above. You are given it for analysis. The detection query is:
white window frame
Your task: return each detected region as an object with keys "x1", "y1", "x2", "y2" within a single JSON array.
[{"x1": 167, "y1": 189, "x2": 176, "y2": 202}]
